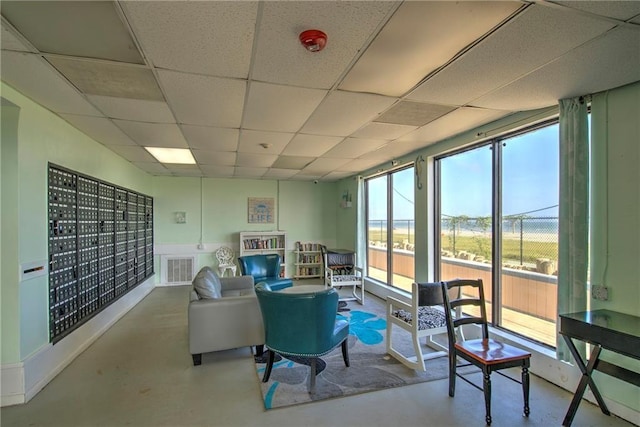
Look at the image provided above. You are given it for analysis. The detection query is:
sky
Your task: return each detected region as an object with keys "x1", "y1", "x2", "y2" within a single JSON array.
[{"x1": 368, "y1": 122, "x2": 561, "y2": 221}]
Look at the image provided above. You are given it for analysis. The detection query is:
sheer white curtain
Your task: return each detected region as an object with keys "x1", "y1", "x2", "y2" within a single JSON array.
[{"x1": 557, "y1": 96, "x2": 589, "y2": 361}]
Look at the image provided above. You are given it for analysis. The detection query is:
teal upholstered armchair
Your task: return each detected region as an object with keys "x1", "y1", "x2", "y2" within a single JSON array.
[
  {"x1": 254, "y1": 283, "x2": 350, "y2": 391},
  {"x1": 238, "y1": 254, "x2": 292, "y2": 291}
]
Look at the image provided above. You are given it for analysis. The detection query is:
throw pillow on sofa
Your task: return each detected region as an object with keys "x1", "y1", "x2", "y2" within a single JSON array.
[{"x1": 193, "y1": 267, "x2": 222, "y2": 299}]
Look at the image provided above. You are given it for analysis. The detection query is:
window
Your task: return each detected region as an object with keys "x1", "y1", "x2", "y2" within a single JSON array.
[
  {"x1": 436, "y1": 121, "x2": 559, "y2": 347},
  {"x1": 366, "y1": 166, "x2": 415, "y2": 291}
]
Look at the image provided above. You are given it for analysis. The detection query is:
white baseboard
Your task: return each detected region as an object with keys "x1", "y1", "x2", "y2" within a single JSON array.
[{"x1": 1, "y1": 278, "x2": 154, "y2": 407}]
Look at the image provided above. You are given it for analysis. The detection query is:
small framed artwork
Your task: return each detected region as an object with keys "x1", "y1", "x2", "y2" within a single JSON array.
[{"x1": 248, "y1": 197, "x2": 275, "y2": 224}]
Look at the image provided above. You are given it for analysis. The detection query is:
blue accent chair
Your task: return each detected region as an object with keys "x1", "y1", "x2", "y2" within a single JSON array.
[
  {"x1": 238, "y1": 254, "x2": 293, "y2": 291},
  {"x1": 255, "y1": 282, "x2": 350, "y2": 391}
]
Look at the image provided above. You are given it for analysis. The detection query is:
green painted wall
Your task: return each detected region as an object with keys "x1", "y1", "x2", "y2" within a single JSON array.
[
  {"x1": 590, "y1": 81, "x2": 640, "y2": 411},
  {"x1": 152, "y1": 176, "x2": 338, "y2": 274},
  {"x1": 0, "y1": 82, "x2": 153, "y2": 362},
  {"x1": 1, "y1": 98, "x2": 21, "y2": 364}
]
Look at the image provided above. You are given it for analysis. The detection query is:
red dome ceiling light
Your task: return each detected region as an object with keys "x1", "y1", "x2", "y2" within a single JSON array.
[{"x1": 299, "y1": 29, "x2": 327, "y2": 52}]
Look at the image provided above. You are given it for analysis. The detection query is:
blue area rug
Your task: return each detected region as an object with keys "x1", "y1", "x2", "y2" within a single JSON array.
[{"x1": 254, "y1": 306, "x2": 453, "y2": 409}]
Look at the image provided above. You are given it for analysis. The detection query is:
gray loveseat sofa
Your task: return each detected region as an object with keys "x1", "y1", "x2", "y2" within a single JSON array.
[{"x1": 188, "y1": 266, "x2": 264, "y2": 365}]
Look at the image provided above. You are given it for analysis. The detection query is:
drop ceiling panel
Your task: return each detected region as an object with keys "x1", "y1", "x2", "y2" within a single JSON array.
[
  {"x1": 396, "y1": 107, "x2": 511, "y2": 145},
  {"x1": 238, "y1": 130, "x2": 293, "y2": 154},
  {"x1": 236, "y1": 152, "x2": 277, "y2": 168},
  {"x1": 87, "y1": 95, "x2": 174, "y2": 123},
  {"x1": 243, "y1": 82, "x2": 327, "y2": 132},
  {"x1": 359, "y1": 140, "x2": 416, "y2": 161},
  {"x1": 59, "y1": 114, "x2": 137, "y2": 146},
  {"x1": 323, "y1": 171, "x2": 354, "y2": 181},
  {"x1": 375, "y1": 101, "x2": 456, "y2": 126},
  {"x1": 164, "y1": 164, "x2": 202, "y2": 176},
  {"x1": 107, "y1": 145, "x2": 157, "y2": 163},
  {"x1": 234, "y1": 166, "x2": 268, "y2": 178},
  {"x1": 339, "y1": 1, "x2": 523, "y2": 97},
  {"x1": 471, "y1": 26, "x2": 640, "y2": 111},
  {"x1": 301, "y1": 91, "x2": 396, "y2": 136},
  {"x1": 157, "y1": 70, "x2": 245, "y2": 127},
  {"x1": 113, "y1": 120, "x2": 188, "y2": 148},
  {"x1": 302, "y1": 157, "x2": 351, "y2": 174},
  {"x1": 200, "y1": 165, "x2": 235, "y2": 177},
  {"x1": 1, "y1": 1, "x2": 144, "y2": 64},
  {"x1": 180, "y1": 125, "x2": 238, "y2": 152},
  {"x1": 554, "y1": 1, "x2": 640, "y2": 20},
  {"x1": 132, "y1": 162, "x2": 170, "y2": 175},
  {"x1": 252, "y1": 1, "x2": 397, "y2": 89},
  {"x1": 122, "y1": 1, "x2": 257, "y2": 77},
  {"x1": 1, "y1": 51, "x2": 103, "y2": 115},
  {"x1": 282, "y1": 134, "x2": 343, "y2": 157},
  {"x1": 408, "y1": 5, "x2": 615, "y2": 107},
  {"x1": 323, "y1": 138, "x2": 388, "y2": 159},
  {"x1": 271, "y1": 156, "x2": 315, "y2": 170},
  {"x1": 263, "y1": 168, "x2": 299, "y2": 179},
  {"x1": 47, "y1": 57, "x2": 163, "y2": 101},
  {"x1": 337, "y1": 158, "x2": 385, "y2": 173},
  {"x1": 192, "y1": 150, "x2": 236, "y2": 166},
  {"x1": 1, "y1": 18, "x2": 36, "y2": 52},
  {"x1": 350, "y1": 122, "x2": 416, "y2": 140}
]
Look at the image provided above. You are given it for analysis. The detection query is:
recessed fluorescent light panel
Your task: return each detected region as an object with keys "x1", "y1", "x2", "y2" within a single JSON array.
[{"x1": 145, "y1": 147, "x2": 195, "y2": 164}]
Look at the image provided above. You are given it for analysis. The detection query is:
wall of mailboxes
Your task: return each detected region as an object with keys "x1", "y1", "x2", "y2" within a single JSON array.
[{"x1": 48, "y1": 164, "x2": 154, "y2": 343}]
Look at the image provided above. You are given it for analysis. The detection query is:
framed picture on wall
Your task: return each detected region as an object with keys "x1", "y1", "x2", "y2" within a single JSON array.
[{"x1": 248, "y1": 197, "x2": 275, "y2": 223}]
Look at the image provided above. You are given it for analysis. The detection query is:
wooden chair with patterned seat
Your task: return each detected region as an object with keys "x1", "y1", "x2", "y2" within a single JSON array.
[
  {"x1": 386, "y1": 281, "x2": 449, "y2": 371},
  {"x1": 441, "y1": 278, "x2": 531, "y2": 425}
]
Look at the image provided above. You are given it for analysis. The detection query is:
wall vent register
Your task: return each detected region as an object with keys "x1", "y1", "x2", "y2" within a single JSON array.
[{"x1": 48, "y1": 164, "x2": 154, "y2": 343}]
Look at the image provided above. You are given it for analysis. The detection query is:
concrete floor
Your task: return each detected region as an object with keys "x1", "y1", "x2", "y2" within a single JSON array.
[{"x1": 1, "y1": 285, "x2": 634, "y2": 427}]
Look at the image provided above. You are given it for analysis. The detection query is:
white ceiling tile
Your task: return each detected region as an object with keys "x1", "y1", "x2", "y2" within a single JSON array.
[
  {"x1": 192, "y1": 151, "x2": 236, "y2": 166},
  {"x1": 337, "y1": 158, "x2": 387, "y2": 173},
  {"x1": 164, "y1": 164, "x2": 202, "y2": 174},
  {"x1": 408, "y1": 5, "x2": 615, "y2": 106},
  {"x1": 107, "y1": 145, "x2": 157, "y2": 163},
  {"x1": 113, "y1": 121, "x2": 188, "y2": 148},
  {"x1": 234, "y1": 166, "x2": 268, "y2": 178},
  {"x1": 238, "y1": 130, "x2": 294, "y2": 154},
  {"x1": 1, "y1": 51, "x2": 102, "y2": 115},
  {"x1": 553, "y1": 1, "x2": 640, "y2": 20},
  {"x1": 359, "y1": 140, "x2": 415, "y2": 160},
  {"x1": 252, "y1": 1, "x2": 398, "y2": 89},
  {"x1": 323, "y1": 137, "x2": 388, "y2": 159},
  {"x1": 1, "y1": 1, "x2": 144, "y2": 64},
  {"x1": 181, "y1": 125, "x2": 239, "y2": 152},
  {"x1": 323, "y1": 171, "x2": 355, "y2": 181},
  {"x1": 132, "y1": 161, "x2": 169, "y2": 175},
  {"x1": 375, "y1": 101, "x2": 456, "y2": 126},
  {"x1": 1, "y1": 18, "x2": 37, "y2": 52},
  {"x1": 47, "y1": 57, "x2": 163, "y2": 100},
  {"x1": 58, "y1": 114, "x2": 137, "y2": 146},
  {"x1": 471, "y1": 26, "x2": 640, "y2": 111},
  {"x1": 271, "y1": 156, "x2": 316, "y2": 170},
  {"x1": 157, "y1": 70, "x2": 245, "y2": 127},
  {"x1": 236, "y1": 152, "x2": 277, "y2": 168},
  {"x1": 282, "y1": 134, "x2": 343, "y2": 157},
  {"x1": 243, "y1": 82, "x2": 327, "y2": 132},
  {"x1": 303, "y1": 157, "x2": 351, "y2": 174},
  {"x1": 87, "y1": 95, "x2": 175, "y2": 123},
  {"x1": 301, "y1": 91, "x2": 396, "y2": 136},
  {"x1": 263, "y1": 168, "x2": 300, "y2": 179},
  {"x1": 340, "y1": 1, "x2": 522, "y2": 96},
  {"x1": 200, "y1": 165, "x2": 235, "y2": 177},
  {"x1": 122, "y1": 1, "x2": 257, "y2": 77},
  {"x1": 293, "y1": 171, "x2": 324, "y2": 178},
  {"x1": 351, "y1": 122, "x2": 416, "y2": 140},
  {"x1": 396, "y1": 108, "x2": 511, "y2": 145}
]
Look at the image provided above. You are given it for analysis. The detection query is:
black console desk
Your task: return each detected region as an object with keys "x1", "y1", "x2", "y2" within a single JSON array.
[{"x1": 559, "y1": 309, "x2": 640, "y2": 426}]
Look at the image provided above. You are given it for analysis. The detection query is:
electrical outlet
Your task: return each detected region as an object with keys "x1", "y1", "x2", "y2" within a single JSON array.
[{"x1": 592, "y1": 285, "x2": 609, "y2": 301}]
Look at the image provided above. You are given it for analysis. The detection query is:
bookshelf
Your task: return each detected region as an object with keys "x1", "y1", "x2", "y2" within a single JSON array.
[
  {"x1": 239, "y1": 231, "x2": 287, "y2": 277},
  {"x1": 294, "y1": 242, "x2": 322, "y2": 279}
]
